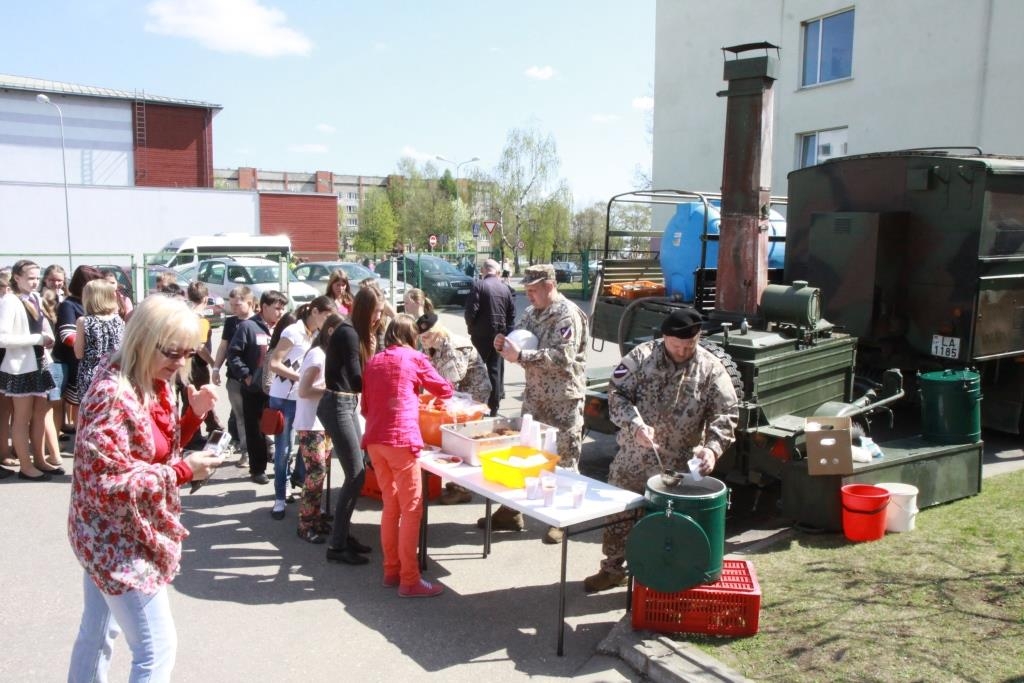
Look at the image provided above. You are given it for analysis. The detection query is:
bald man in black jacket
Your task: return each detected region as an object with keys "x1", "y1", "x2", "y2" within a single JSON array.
[{"x1": 464, "y1": 259, "x2": 515, "y2": 416}]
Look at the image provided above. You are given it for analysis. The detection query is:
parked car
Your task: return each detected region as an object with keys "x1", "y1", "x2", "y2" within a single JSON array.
[
  {"x1": 195, "y1": 257, "x2": 319, "y2": 311},
  {"x1": 552, "y1": 261, "x2": 582, "y2": 283},
  {"x1": 94, "y1": 264, "x2": 224, "y2": 326},
  {"x1": 375, "y1": 255, "x2": 475, "y2": 305},
  {"x1": 293, "y1": 261, "x2": 407, "y2": 307}
]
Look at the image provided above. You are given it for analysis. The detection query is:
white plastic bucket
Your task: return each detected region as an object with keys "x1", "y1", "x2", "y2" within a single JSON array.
[{"x1": 877, "y1": 482, "x2": 919, "y2": 532}]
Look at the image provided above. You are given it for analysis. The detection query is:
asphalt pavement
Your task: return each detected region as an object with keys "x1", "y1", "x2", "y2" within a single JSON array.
[{"x1": 3, "y1": 283, "x2": 1020, "y2": 682}]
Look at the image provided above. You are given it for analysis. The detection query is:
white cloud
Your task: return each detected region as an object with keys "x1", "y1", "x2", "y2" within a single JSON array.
[
  {"x1": 400, "y1": 146, "x2": 436, "y2": 162},
  {"x1": 145, "y1": 0, "x2": 312, "y2": 57},
  {"x1": 591, "y1": 113, "x2": 619, "y2": 124},
  {"x1": 632, "y1": 96, "x2": 654, "y2": 111},
  {"x1": 524, "y1": 65, "x2": 555, "y2": 80},
  {"x1": 288, "y1": 143, "x2": 328, "y2": 153},
  {"x1": 315, "y1": 123, "x2": 336, "y2": 134}
]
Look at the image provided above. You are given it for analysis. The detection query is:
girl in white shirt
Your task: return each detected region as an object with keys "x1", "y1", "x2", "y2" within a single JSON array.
[
  {"x1": 294, "y1": 313, "x2": 343, "y2": 543},
  {"x1": 0, "y1": 260, "x2": 59, "y2": 480}
]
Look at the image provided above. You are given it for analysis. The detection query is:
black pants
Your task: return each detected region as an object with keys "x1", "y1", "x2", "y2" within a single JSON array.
[
  {"x1": 472, "y1": 334, "x2": 503, "y2": 416},
  {"x1": 318, "y1": 391, "x2": 365, "y2": 549},
  {"x1": 241, "y1": 389, "x2": 269, "y2": 475}
]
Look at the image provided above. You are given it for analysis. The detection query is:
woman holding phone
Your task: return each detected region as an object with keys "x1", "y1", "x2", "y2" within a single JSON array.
[{"x1": 67, "y1": 295, "x2": 220, "y2": 682}]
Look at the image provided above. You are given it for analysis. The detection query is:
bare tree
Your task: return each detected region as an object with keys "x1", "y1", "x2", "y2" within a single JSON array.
[{"x1": 492, "y1": 126, "x2": 560, "y2": 273}]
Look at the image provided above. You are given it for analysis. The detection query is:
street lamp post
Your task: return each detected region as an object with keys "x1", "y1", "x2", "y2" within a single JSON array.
[
  {"x1": 36, "y1": 94, "x2": 73, "y2": 271},
  {"x1": 436, "y1": 155, "x2": 479, "y2": 253}
]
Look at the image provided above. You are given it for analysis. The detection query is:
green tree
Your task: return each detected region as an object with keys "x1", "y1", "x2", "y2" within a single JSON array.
[
  {"x1": 610, "y1": 201, "x2": 653, "y2": 255},
  {"x1": 355, "y1": 188, "x2": 398, "y2": 256},
  {"x1": 572, "y1": 202, "x2": 606, "y2": 255},
  {"x1": 389, "y1": 158, "x2": 456, "y2": 251}
]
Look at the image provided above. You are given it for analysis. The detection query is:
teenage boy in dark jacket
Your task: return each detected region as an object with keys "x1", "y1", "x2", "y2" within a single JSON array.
[{"x1": 226, "y1": 290, "x2": 287, "y2": 484}]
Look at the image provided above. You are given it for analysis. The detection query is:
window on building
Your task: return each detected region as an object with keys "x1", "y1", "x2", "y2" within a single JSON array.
[
  {"x1": 801, "y1": 9, "x2": 854, "y2": 87},
  {"x1": 348, "y1": 192, "x2": 358, "y2": 200},
  {"x1": 347, "y1": 205, "x2": 357, "y2": 213},
  {"x1": 346, "y1": 217, "x2": 358, "y2": 227},
  {"x1": 798, "y1": 128, "x2": 848, "y2": 168}
]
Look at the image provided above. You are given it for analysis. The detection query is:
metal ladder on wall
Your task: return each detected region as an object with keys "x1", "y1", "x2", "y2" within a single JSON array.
[{"x1": 133, "y1": 91, "x2": 147, "y2": 183}]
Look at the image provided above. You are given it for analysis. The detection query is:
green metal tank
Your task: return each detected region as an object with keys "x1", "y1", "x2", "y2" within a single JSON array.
[
  {"x1": 625, "y1": 475, "x2": 727, "y2": 593},
  {"x1": 919, "y1": 369, "x2": 982, "y2": 444}
]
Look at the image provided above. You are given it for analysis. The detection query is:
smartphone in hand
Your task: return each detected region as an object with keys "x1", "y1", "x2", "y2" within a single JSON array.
[{"x1": 190, "y1": 430, "x2": 232, "y2": 494}]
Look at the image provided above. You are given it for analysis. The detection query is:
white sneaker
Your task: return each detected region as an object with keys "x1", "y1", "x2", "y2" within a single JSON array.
[{"x1": 235, "y1": 453, "x2": 249, "y2": 468}]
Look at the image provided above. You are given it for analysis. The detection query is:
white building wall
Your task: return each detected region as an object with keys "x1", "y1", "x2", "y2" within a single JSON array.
[
  {"x1": 654, "y1": 0, "x2": 1024, "y2": 195},
  {"x1": 0, "y1": 182, "x2": 259, "y2": 268},
  {"x1": 0, "y1": 91, "x2": 134, "y2": 186}
]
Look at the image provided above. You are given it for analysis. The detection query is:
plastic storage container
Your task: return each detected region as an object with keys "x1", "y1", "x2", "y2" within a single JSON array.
[
  {"x1": 659, "y1": 200, "x2": 786, "y2": 300},
  {"x1": 441, "y1": 417, "x2": 552, "y2": 466},
  {"x1": 479, "y1": 445, "x2": 559, "y2": 488},
  {"x1": 604, "y1": 280, "x2": 667, "y2": 300},
  {"x1": 631, "y1": 559, "x2": 761, "y2": 636},
  {"x1": 418, "y1": 396, "x2": 486, "y2": 447}
]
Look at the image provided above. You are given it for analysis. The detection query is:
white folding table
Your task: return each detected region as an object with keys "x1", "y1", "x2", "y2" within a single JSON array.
[{"x1": 418, "y1": 456, "x2": 645, "y2": 655}]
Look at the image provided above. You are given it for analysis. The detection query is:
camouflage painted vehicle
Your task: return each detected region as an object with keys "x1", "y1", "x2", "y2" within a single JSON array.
[{"x1": 785, "y1": 150, "x2": 1024, "y2": 434}]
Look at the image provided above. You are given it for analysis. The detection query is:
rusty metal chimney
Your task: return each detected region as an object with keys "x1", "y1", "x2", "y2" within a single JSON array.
[{"x1": 714, "y1": 42, "x2": 779, "y2": 319}]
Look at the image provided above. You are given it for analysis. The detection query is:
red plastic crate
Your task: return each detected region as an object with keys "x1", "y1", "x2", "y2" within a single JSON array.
[{"x1": 631, "y1": 559, "x2": 761, "y2": 637}]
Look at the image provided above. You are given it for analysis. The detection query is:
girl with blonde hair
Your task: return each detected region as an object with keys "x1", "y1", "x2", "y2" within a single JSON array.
[{"x1": 74, "y1": 279, "x2": 125, "y2": 401}]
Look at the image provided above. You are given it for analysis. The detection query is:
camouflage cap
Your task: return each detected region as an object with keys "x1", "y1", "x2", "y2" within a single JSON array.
[{"x1": 522, "y1": 264, "x2": 556, "y2": 286}]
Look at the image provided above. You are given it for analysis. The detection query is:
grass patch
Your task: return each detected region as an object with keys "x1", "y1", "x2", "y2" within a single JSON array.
[{"x1": 678, "y1": 470, "x2": 1024, "y2": 681}]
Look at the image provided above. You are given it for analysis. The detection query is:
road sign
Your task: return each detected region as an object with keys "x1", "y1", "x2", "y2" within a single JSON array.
[
  {"x1": 516, "y1": 239, "x2": 525, "y2": 250},
  {"x1": 428, "y1": 234, "x2": 438, "y2": 248},
  {"x1": 472, "y1": 222, "x2": 480, "y2": 237},
  {"x1": 484, "y1": 220, "x2": 498, "y2": 235}
]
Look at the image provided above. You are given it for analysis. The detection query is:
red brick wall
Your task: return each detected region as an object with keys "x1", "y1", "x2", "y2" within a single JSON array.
[
  {"x1": 134, "y1": 104, "x2": 214, "y2": 187},
  {"x1": 260, "y1": 193, "x2": 339, "y2": 259}
]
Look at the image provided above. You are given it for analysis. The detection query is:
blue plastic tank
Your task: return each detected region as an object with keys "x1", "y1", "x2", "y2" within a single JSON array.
[{"x1": 659, "y1": 201, "x2": 786, "y2": 300}]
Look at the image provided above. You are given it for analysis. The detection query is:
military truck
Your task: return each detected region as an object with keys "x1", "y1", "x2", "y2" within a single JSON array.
[{"x1": 580, "y1": 45, "x2": 986, "y2": 530}]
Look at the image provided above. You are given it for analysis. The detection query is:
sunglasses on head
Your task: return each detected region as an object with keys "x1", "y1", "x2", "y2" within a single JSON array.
[{"x1": 158, "y1": 346, "x2": 198, "y2": 361}]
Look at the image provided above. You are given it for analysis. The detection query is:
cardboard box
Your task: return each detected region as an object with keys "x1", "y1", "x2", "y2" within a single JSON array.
[{"x1": 804, "y1": 416, "x2": 854, "y2": 475}]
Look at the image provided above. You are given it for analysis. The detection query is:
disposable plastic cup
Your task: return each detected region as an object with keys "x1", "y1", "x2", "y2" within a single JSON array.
[
  {"x1": 541, "y1": 477, "x2": 557, "y2": 506},
  {"x1": 525, "y1": 476, "x2": 541, "y2": 500},
  {"x1": 542, "y1": 485, "x2": 556, "y2": 507},
  {"x1": 571, "y1": 481, "x2": 587, "y2": 508}
]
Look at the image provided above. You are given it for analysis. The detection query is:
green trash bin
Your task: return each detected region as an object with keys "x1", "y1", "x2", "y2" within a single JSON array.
[
  {"x1": 625, "y1": 475, "x2": 728, "y2": 593},
  {"x1": 918, "y1": 368, "x2": 982, "y2": 444}
]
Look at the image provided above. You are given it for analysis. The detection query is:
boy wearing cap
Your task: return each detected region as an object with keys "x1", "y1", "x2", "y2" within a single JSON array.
[
  {"x1": 490, "y1": 263, "x2": 588, "y2": 544},
  {"x1": 583, "y1": 307, "x2": 739, "y2": 592}
]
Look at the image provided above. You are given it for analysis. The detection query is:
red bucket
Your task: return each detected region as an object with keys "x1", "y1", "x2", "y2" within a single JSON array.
[{"x1": 840, "y1": 484, "x2": 890, "y2": 542}]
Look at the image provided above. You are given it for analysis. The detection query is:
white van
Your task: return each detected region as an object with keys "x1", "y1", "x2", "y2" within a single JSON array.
[{"x1": 150, "y1": 233, "x2": 292, "y2": 269}]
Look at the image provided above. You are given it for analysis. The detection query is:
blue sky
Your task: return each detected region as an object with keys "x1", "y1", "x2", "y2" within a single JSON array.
[{"x1": 4, "y1": 0, "x2": 655, "y2": 208}]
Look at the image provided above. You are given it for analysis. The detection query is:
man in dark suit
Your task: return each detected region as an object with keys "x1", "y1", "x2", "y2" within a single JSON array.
[{"x1": 464, "y1": 259, "x2": 515, "y2": 416}]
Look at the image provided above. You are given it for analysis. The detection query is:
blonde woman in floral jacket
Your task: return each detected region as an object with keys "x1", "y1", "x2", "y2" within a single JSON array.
[{"x1": 67, "y1": 295, "x2": 221, "y2": 683}]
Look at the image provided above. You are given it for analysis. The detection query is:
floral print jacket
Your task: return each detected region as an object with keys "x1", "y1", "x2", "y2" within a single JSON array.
[{"x1": 68, "y1": 363, "x2": 200, "y2": 596}]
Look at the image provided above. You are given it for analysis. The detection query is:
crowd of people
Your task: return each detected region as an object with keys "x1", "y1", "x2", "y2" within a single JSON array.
[{"x1": 2, "y1": 254, "x2": 740, "y2": 678}]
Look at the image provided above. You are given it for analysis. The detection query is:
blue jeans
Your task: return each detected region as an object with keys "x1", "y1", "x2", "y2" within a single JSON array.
[
  {"x1": 47, "y1": 362, "x2": 65, "y2": 402},
  {"x1": 318, "y1": 391, "x2": 364, "y2": 549},
  {"x1": 269, "y1": 395, "x2": 302, "y2": 500},
  {"x1": 68, "y1": 572, "x2": 176, "y2": 683}
]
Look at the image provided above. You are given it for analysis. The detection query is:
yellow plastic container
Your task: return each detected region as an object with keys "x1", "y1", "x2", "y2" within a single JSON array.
[{"x1": 479, "y1": 445, "x2": 559, "y2": 488}]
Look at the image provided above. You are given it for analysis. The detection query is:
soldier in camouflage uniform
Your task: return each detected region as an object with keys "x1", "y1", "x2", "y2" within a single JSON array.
[
  {"x1": 417, "y1": 315, "x2": 492, "y2": 405},
  {"x1": 584, "y1": 307, "x2": 738, "y2": 593},
  {"x1": 486, "y1": 264, "x2": 589, "y2": 543}
]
